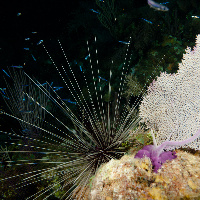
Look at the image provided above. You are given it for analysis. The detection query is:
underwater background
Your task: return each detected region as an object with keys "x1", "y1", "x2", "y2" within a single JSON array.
[{"x1": 1, "y1": 0, "x2": 200, "y2": 199}]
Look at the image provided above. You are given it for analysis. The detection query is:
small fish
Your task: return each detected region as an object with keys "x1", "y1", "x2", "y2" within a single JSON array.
[
  {"x1": 147, "y1": 0, "x2": 169, "y2": 11},
  {"x1": 53, "y1": 86, "x2": 63, "y2": 91},
  {"x1": 98, "y1": 76, "x2": 107, "y2": 81},
  {"x1": 31, "y1": 54, "x2": 36, "y2": 61},
  {"x1": 62, "y1": 99, "x2": 77, "y2": 105},
  {"x1": 24, "y1": 48, "x2": 29, "y2": 50},
  {"x1": 2, "y1": 69, "x2": 10, "y2": 77},
  {"x1": 10, "y1": 66, "x2": 23, "y2": 69},
  {"x1": 90, "y1": 9, "x2": 99, "y2": 14},
  {"x1": 17, "y1": 13, "x2": 21, "y2": 16},
  {"x1": 25, "y1": 38, "x2": 30, "y2": 40},
  {"x1": 161, "y1": 2, "x2": 169, "y2": 5},
  {"x1": 36, "y1": 82, "x2": 47, "y2": 86},
  {"x1": 37, "y1": 40, "x2": 43, "y2": 45},
  {"x1": 85, "y1": 54, "x2": 90, "y2": 60},
  {"x1": 118, "y1": 41, "x2": 130, "y2": 45},
  {"x1": 31, "y1": 32, "x2": 37, "y2": 34},
  {"x1": 79, "y1": 65, "x2": 83, "y2": 71},
  {"x1": 67, "y1": 100, "x2": 77, "y2": 105},
  {"x1": 0, "y1": 88, "x2": 6, "y2": 95},
  {"x1": 141, "y1": 18, "x2": 153, "y2": 24}
]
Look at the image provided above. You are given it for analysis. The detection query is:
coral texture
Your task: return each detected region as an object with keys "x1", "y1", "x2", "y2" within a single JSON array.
[
  {"x1": 134, "y1": 144, "x2": 177, "y2": 172},
  {"x1": 140, "y1": 35, "x2": 200, "y2": 150},
  {"x1": 86, "y1": 150, "x2": 200, "y2": 200}
]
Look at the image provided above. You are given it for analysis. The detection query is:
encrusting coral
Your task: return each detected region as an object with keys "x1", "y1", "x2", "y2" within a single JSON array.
[{"x1": 84, "y1": 150, "x2": 200, "y2": 200}]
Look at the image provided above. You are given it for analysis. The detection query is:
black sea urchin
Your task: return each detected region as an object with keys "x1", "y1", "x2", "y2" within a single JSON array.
[{"x1": 0, "y1": 37, "x2": 143, "y2": 199}]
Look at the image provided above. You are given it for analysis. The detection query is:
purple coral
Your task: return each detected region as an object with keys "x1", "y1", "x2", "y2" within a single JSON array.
[
  {"x1": 135, "y1": 145, "x2": 177, "y2": 172},
  {"x1": 135, "y1": 127, "x2": 200, "y2": 172},
  {"x1": 138, "y1": 35, "x2": 200, "y2": 173}
]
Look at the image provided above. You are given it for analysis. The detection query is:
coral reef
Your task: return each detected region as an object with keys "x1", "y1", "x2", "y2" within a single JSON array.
[
  {"x1": 2, "y1": 1, "x2": 200, "y2": 198},
  {"x1": 86, "y1": 150, "x2": 200, "y2": 200},
  {"x1": 136, "y1": 34, "x2": 200, "y2": 172}
]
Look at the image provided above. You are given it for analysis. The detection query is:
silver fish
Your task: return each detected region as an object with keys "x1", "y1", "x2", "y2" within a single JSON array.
[
  {"x1": 147, "y1": 0, "x2": 169, "y2": 11},
  {"x1": 37, "y1": 40, "x2": 43, "y2": 45},
  {"x1": 118, "y1": 41, "x2": 130, "y2": 45},
  {"x1": 10, "y1": 65, "x2": 23, "y2": 68}
]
